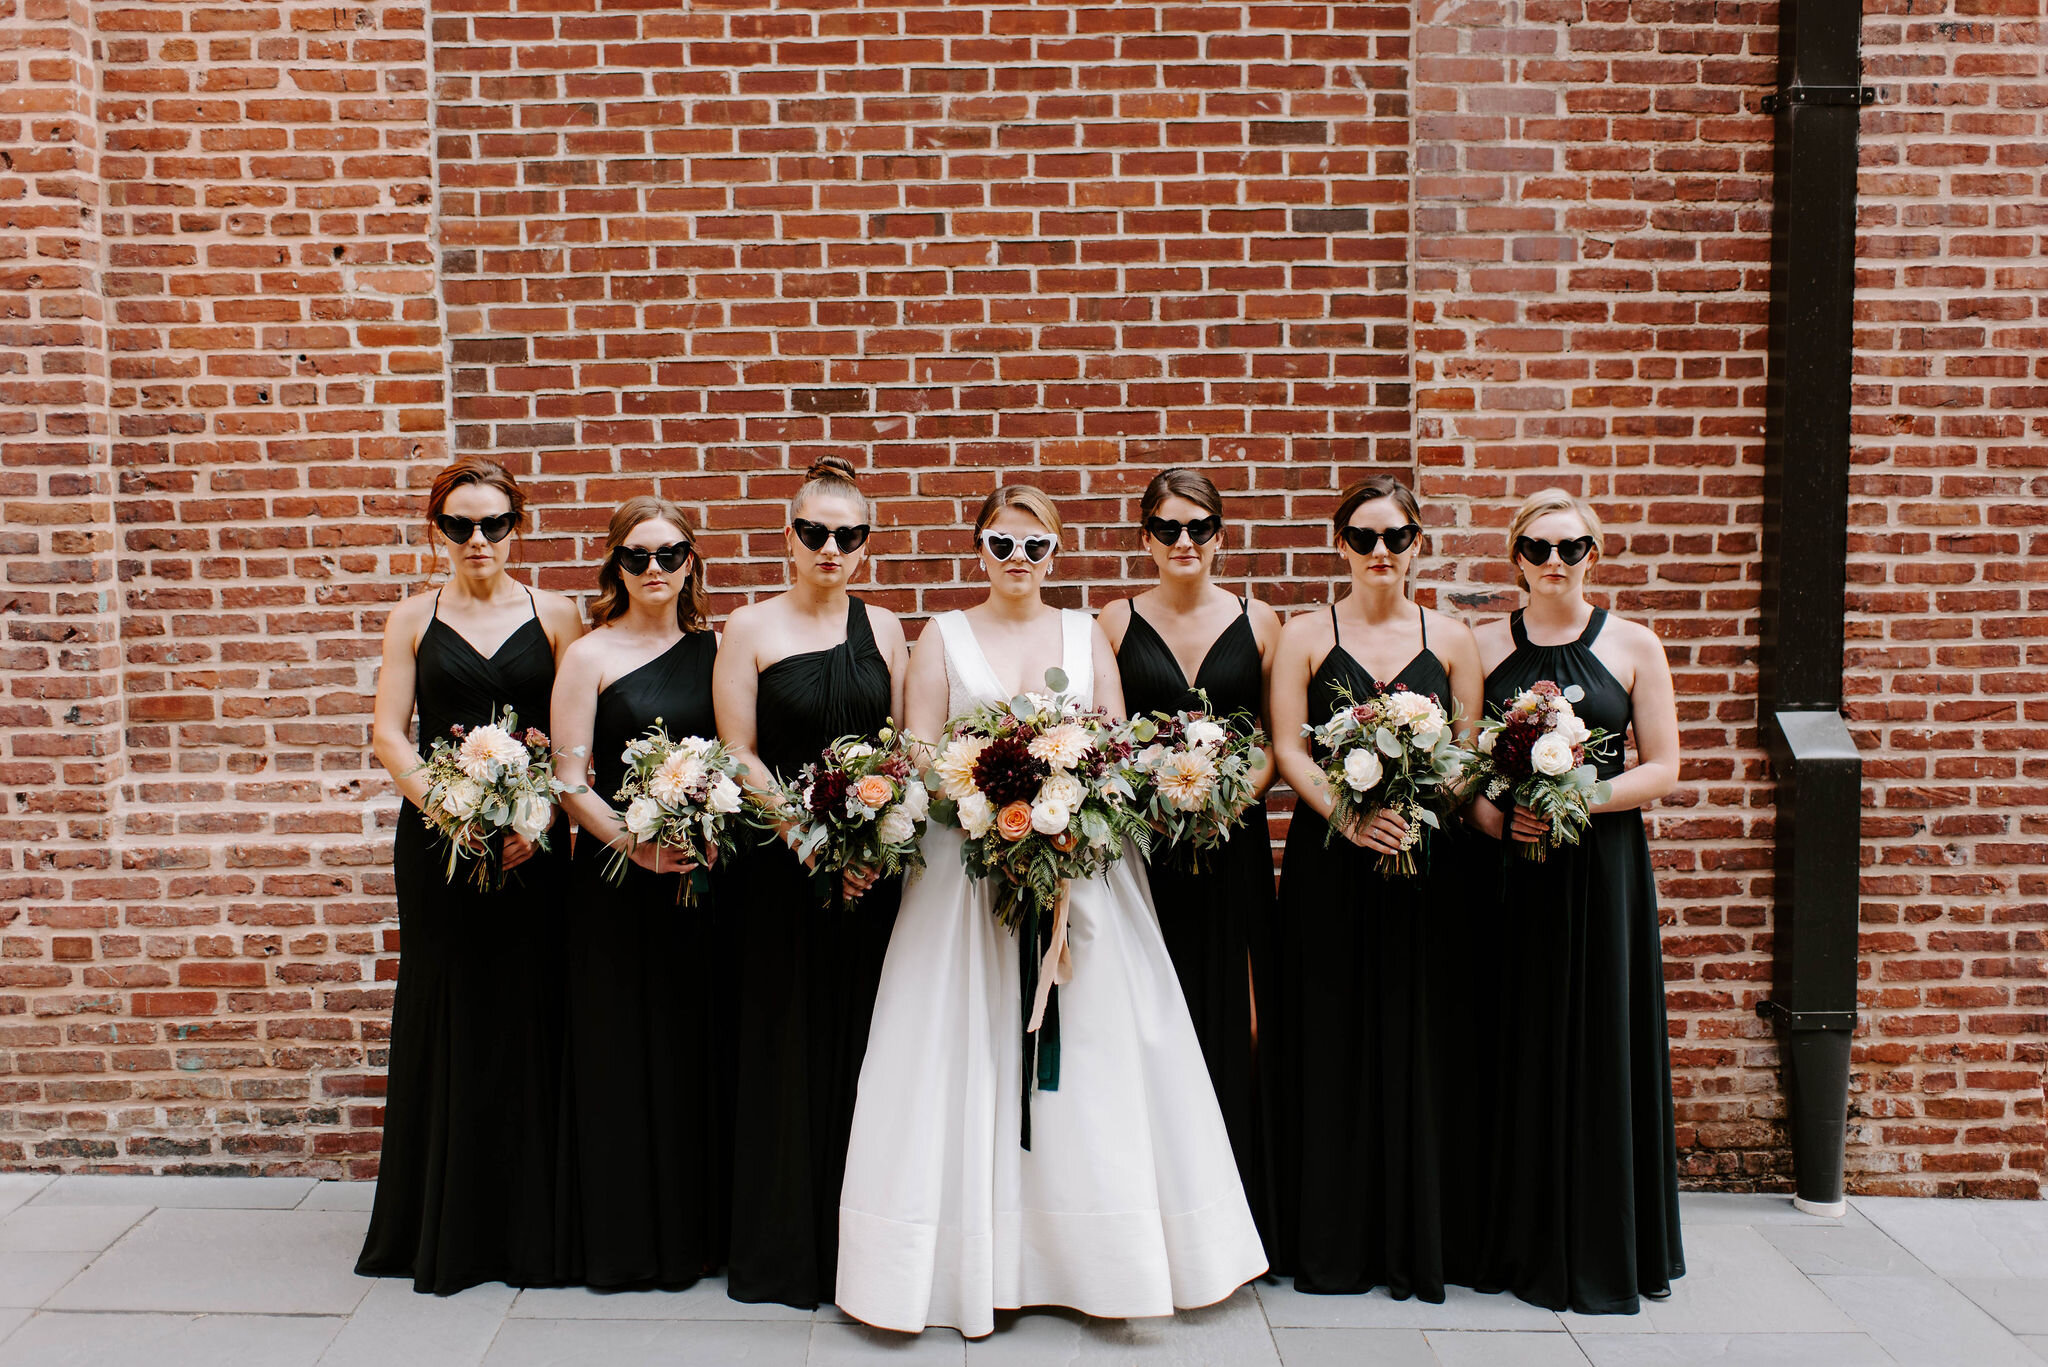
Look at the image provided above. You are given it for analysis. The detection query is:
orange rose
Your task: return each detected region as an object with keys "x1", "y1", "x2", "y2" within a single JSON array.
[
  {"x1": 1049, "y1": 829, "x2": 1077, "y2": 853},
  {"x1": 854, "y1": 774, "x2": 895, "y2": 809},
  {"x1": 996, "y1": 801, "x2": 1033, "y2": 842}
]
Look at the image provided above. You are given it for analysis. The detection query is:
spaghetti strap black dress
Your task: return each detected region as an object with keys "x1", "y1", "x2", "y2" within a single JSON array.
[
  {"x1": 357, "y1": 588, "x2": 567, "y2": 1295},
  {"x1": 557, "y1": 630, "x2": 728, "y2": 1290},
  {"x1": 726, "y1": 595, "x2": 901, "y2": 1309},
  {"x1": 1113, "y1": 596, "x2": 1272, "y2": 1226},
  {"x1": 1474, "y1": 607, "x2": 1685, "y2": 1314},
  {"x1": 1265, "y1": 603, "x2": 1450, "y2": 1301}
]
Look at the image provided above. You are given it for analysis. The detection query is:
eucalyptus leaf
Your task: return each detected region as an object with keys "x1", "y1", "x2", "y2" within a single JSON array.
[
  {"x1": 1044, "y1": 666, "x2": 1069, "y2": 693},
  {"x1": 1375, "y1": 726, "x2": 1402, "y2": 757}
]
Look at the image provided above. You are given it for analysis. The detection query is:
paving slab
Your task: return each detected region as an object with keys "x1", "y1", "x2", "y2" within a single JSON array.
[
  {"x1": 1951, "y1": 1278, "x2": 2048, "y2": 1335},
  {"x1": 2022, "y1": 1335, "x2": 2048, "y2": 1362},
  {"x1": 1755, "y1": 1220, "x2": 1932, "y2": 1276},
  {"x1": 0, "y1": 1204, "x2": 150, "y2": 1253},
  {"x1": 1813, "y1": 1273, "x2": 2038, "y2": 1367},
  {"x1": 1429, "y1": 1330, "x2": 1592, "y2": 1366},
  {"x1": 0, "y1": 1178, "x2": 50, "y2": 1223},
  {"x1": 0, "y1": 1311, "x2": 344, "y2": 1367},
  {"x1": 0, "y1": 1252, "x2": 93, "y2": 1308},
  {"x1": 811, "y1": 1319, "x2": 969, "y2": 1365},
  {"x1": 510, "y1": 1276, "x2": 810, "y2": 1321},
  {"x1": 0, "y1": 1310, "x2": 26, "y2": 1346},
  {"x1": 320, "y1": 1277, "x2": 517, "y2": 1367},
  {"x1": 962, "y1": 1288, "x2": 1280, "y2": 1366},
  {"x1": 1634, "y1": 1225, "x2": 1857, "y2": 1335},
  {"x1": 1852, "y1": 1198, "x2": 2048, "y2": 1278},
  {"x1": 481, "y1": 1317, "x2": 810, "y2": 1366},
  {"x1": 1271, "y1": 1327, "x2": 1437, "y2": 1367},
  {"x1": 47, "y1": 1208, "x2": 373, "y2": 1315},
  {"x1": 1675, "y1": 1194, "x2": 1862, "y2": 1228},
  {"x1": 301, "y1": 1181, "x2": 379, "y2": 1211},
  {"x1": 1573, "y1": 1333, "x2": 1894, "y2": 1366},
  {"x1": 30, "y1": 1176, "x2": 317, "y2": 1209},
  {"x1": 1257, "y1": 1279, "x2": 1563, "y2": 1330}
]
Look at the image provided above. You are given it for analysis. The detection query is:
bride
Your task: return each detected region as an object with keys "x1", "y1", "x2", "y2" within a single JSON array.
[{"x1": 836, "y1": 484, "x2": 1268, "y2": 1338}]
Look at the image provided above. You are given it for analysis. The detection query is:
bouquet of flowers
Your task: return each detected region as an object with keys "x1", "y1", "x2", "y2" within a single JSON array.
[
  {"x1": 927, "y1": 667, "x2": 1153, "y2": 1145},
  {"x1": 1306, "y1": 682, "x2": 1469, "y2": 878},
  {"x1": 608, "y1": 721, "x2": 748, "y2": 903},
  {"x1": 1468, "y1": 680, "x2": 1615, "y2": 861},
  {"x1": 1118, "y1": 699, "x2": 1267, "y2": 871},
  {"x1": 768, "y1": 725, "x2": 931, "y2": 902},
  {"x1": 411, "y1": 707, "x2": 577, "y2": 891}
]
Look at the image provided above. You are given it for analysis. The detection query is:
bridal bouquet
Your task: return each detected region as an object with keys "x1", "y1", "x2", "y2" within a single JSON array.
[
  {"x1": 607, "y1": 721, "x2": 748, "y2": 902},
  {"x1": 1468, "y1": 680, "x2": 1615, "y2": 862},
  {"x1": 928, "y1": 667, "x2": 1153, "y2": 1144},
  {"x1": 767, "y1": 725, "x2": 931, "y2": 902},
  {"x1": 1118, "y1": 700, "x2": 1267, "y2": 871},
  {"x1": 411, "y1": 707, "x2": 577, "y2": 891},
  {"x1": 1306, "y1": 682, "x2": 1469, "y2": 878}
]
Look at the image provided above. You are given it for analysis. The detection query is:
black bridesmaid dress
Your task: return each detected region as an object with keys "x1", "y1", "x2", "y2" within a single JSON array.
[
  {"x1": 1113, "y1": 596, "x2": 1272, "y2": 1225},
  {"x1": 357, "y1": 587, "x2": 566, "y2": 1295},
  {"x1": 1265, "y1": 603, "x2": 1449, "y2": 1301},
  {"x1": 1472, "y1": 607, "x2": 1685, "y2": 1314},
  {"x1": 726, "y1": 595, "x2": 900, "y2": 1308},
  {"x1": 557, "y1": 630, "x2": 728, "y2": 1290}
]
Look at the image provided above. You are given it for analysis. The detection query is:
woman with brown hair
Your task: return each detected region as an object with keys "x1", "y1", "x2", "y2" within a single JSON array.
[
  {"x1": 711, "y1": 456, "x2": 910, "y2": 1309},
  {"x1": 1097, "y1": 467, "x2": 1281, "y2": 1221},
  {"x1": 358, "y1": 456, "x2": 584, "y2": 1294},
  {"x1": 548, "y1": 494, "x2": 727, "y2": 1290}
]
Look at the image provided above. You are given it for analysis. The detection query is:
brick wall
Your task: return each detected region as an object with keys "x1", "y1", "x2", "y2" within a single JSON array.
[{"x1": 0, "y1": 0, "x2": 2040, "y2": 1195}]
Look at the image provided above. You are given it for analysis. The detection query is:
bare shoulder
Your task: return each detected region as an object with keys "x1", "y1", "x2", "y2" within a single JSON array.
[
  {"x1": 557, "y1": 619, "x2": 613, "y2": 667},
  {"x1": 1245, "y1": 594, "x2": 1283, "y2": 633},
  {"x1": 1599, "y1": 611, "x2": 1666, "y2": 660},
  {"x1": 1471, "y1": 614, "x2": 1516, "y2": 651},
  {"x1": 1277, "y1": 601, "x2": 1331, "y2": 645},
  {"x1": 533, "y1": 586, "x2": 583, "y2": 636},
  {"x1": 1424, "y1": 603, "x2": 1480, "y2": 650},
  {"x1": 1097, "y1": 595, "x2": 1133, "y2": 647},
  {"x1": 383, "y1": 589, "x2": 436, "y2": 642},
  {"x1": 862, "y1": 599, "x2": 906, "y2": 651}
]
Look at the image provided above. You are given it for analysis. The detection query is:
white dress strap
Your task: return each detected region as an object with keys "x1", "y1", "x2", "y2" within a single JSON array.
[
  {"x1": 934, "y1": 610, "x2": 1001, "y2": 713},
  {"x1": 1058, "y1": 609, "x2": 1094, "y2": 709}
]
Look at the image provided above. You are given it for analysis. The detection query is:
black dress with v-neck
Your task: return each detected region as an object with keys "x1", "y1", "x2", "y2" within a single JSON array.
[
  {"x1": 1472, "y1": 608, "x2": 1685, "y2": 1315},
  {"x1": 1264, "y1": 603, "x2": 1452, "y2": 1301},
  {"x1": 1113, "y1": 596, "x2": 1273, "y2": 1232},
  {"x1": 358, "y1": 589, "x2": 568, "y2": 1295},
  {"x1": 557, "y1": 629, "x2": 728, "y2": 1290},
  {"x1": 726, "y1": 595, "x2": 900, "y2": 1309}
]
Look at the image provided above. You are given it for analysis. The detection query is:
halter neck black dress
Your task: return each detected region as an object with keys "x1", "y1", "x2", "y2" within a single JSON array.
[
  {"x1": 1265, "y1": 603, "x2": 1451, "y2": 1302},
  {"x1": 727, "y1": 595, "x2": 901, "y2": 1309},
  {"x1": 1471, "y1": 607, "x2": 1684, "y2": 1314},
  {"x1": 357, "y1": 588, "x2": 567, "y2": 1295},
  {"x1": 557, "y1": 629, "x2": 728, "y2": 1290},
  {"x1": 1113, "y1": 596, "x2": 1272, "y2": 1227}
]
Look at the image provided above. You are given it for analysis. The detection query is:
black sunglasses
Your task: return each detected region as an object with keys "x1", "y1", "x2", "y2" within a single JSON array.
[
  {"x1": 791, "y1": 518, "x2": 871, "y2": 554},
  {"x1": 1339, "y1": 523, "x2": 1421, "y2": 556},
  {"x1": 1514, "y1": 535, "x2": 1596, "y2": 567},
  {"x1": 1144, "y1": 515, "x2": 1223, "y2": 547},
  {"x1": 435, "y1": 512, "x2": 517, "y2": 545},
  {"x1": 613, "y1": 541, "x2": 693, "y2": 576}
]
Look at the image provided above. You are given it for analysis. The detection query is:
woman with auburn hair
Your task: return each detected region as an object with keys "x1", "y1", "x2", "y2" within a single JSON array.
[
  {"x1": 358, "y1": 456, "x2": 584, "y2": 1294},
  {"x1": 1262, "y1": 473, "x2": 1484, "y2": 1304},
  {"x1": 549, "y1": 495, "x2": 727, "y2": 1289},
  {"x1": 712, "y1": 456, "x2": 911, "y2": 1310},
  {"x1": 836, "y1": 482, "x2": 1266, "y2": 1339},
  {"x1": 1098, "y1": 467, "x2": 1281, "y2": 1221},
  {"x1": 1465, "y1": 488, "x2": 1685, "y2": 1314}
]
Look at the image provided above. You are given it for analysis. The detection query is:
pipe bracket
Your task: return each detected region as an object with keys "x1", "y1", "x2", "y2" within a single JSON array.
[{"x1": 1757, "y1": 1000, "x2": 1858, "y2": 1032}]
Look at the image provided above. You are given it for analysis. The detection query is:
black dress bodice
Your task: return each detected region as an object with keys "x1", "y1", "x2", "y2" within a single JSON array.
[
  {"x1": 589, "y1": 630, "x2": 719, "y2": 805},
  {"x1": 412, "y1": 598, "x2": 556, "y2": 752},
  {"x1": 1119, "y1": 598, "x2": 1263, "y2": 724},
  {"x1": 1308, "y1": 604, "x2": 1452, "y2": 738},
  {"x1": 755, "y1": 596, "x2": 892, "y2": 778},
  {"x1": 1485, "y1": 608, "x2": 1628, "y2": 779}
]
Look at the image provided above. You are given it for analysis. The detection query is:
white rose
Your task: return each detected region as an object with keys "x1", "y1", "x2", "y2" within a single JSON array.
[
  {"x1": 1531, "y1": 732, "x2": 1576, "y2": 776},
  {"x1": 707, "y1": 775, "x2": 743, "y2": 815},
  {"x1": 1183, "y1": 719, "x2": 1226, "y2": 750},
  {"x1": 877, "y1": 805, "x2": 916, "y2": 846},
  {"x1": 957, "y1": 792, "x2": 995, "y2": 838},
  {"x1": 440, "y1": 777, "x2": 484, "y2": 819},
  {"x1": 509, "y1": 791, "x2": 552, "y2": 841},
  {"x1": 623, "y1": 796, "x2": 664, "y2": 840},
  {"x1": 1342, "y1": 747, "x2": 1383, "y2": 793},
  {"x1": 1037, "y1": 772, "x2": 1084, "y2": 808},
  {"x1": 1477, "y1": 727, "x2": 1497, "y2": 756},
  {"x1": 674, "y1": 734, "x2": 714, "y2": 758},
  {"x1": 841, "y1": 742, "x2": 874, "y2": 760},
  {"x1": 899, "y1": 779, "x2": 930, "y2": 821},
  {"x1": 1556, "y1": 713, "x2": 1591, "y2": 747},
  {"x1": 1137, "y1": 743, "x2": 1168, "y2": 770},
  {"x1": 1029, "y1": 797, "x2": 1072, "y2": 835}
]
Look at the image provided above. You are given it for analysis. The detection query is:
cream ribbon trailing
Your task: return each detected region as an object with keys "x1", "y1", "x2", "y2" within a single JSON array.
[{"x1": 1026, "y1": 878, "x2": 1073, "y2": 1034}]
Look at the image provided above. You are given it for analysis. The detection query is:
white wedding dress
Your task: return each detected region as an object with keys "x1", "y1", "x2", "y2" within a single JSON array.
[{"x1": 835, "y1": 608, "x2": 1267, "y2": 1337}]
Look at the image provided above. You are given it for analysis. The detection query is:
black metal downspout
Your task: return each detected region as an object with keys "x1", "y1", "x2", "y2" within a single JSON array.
[{"x1": 1755, "y1": 0, "x2": 1872, "y2": 1216}]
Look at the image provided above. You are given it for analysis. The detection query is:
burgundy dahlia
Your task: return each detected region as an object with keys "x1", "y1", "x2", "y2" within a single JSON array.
[
  {"x1": 809, "y1": 767, "x2": 849, "y2": 815},
  {"x1": 973, "y1": 735, "x2": 1049, "y2": 807}
]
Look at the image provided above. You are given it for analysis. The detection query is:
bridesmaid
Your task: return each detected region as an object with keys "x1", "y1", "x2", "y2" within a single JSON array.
[
  {"x1": 1263, "y1": 474, "x2": 1483, "y2": 1302},
  {"x1": 549, "y1": 496, "x2": 726, "y2": 1290},
  {"x1": 359, "y1": 456, "x2": 584, "y2": 1294},
  {"x1": 1466, "y1": 488, "x2": 1685, "y2": 1314},
  {"x1": 713, "y1": 456, "x2": 910, "y2": 1309},
  {"x1": 1098, "y1": 468, "x2": 1281, "y2": 1222}
]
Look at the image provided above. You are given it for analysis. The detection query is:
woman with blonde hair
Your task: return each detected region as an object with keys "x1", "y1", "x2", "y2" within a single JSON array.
[
  {"x1": 1466, "y1": 487, "x2": 1686, "y2": 1314},
  {"x1": 836, "y1": 482, "x2": 1267, "y2": 1338}
]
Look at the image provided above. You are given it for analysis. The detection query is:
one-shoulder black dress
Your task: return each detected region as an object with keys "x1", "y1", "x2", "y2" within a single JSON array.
[
  {"x1": 1472, "y1": 607, "x2": 1685, "y2": 1314},
  {"x1": 557, "y1": 630, "x2": 728, "y2": 1290},
  {"x1": 1113, "y1": 596, "x2": 1272, "y2": 1226},
  {"x1": 357, "y1": 587, "x2": 567, "y2": 1295},
  {"x1": 726, "y1": 595, "x2": 900, "y2": 1308},
  {"x1": 1265, "y1": 603, "x2": 1451, "y2": 1301}
]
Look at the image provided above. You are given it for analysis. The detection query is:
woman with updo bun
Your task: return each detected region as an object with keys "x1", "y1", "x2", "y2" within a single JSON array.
[{"x1": 712, "y1": 455, "x2": 911, "y2": 1309}]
